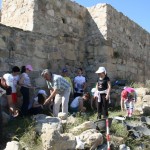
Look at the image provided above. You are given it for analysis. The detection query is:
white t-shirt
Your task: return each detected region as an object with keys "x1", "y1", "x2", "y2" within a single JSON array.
[
  {"x1": 3, "y1": 73, "x2": 20, "y2": 93},
  {"x1": 70, "y1": 96, "x2": 81, "y2": 108},
  {"x1": 21, "y1": 73, "x2": 31, "y2": 87},
  {"x1": 12, "y1": 75, "x2": 19, "y2": 93},
  {"x1": 74, "y1": 75, "x2": 86, "y2": 93},
  {"x1": 3, "y1": 73, "x2": 14, "y2": 88}
]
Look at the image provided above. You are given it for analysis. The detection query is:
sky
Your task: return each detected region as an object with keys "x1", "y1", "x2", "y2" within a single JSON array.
[
  {"x1": 74, "y1": 0, "x2": 150, "y2": 33},
  {"x1": 0, "y1": 0, "x2": 149, "y2": 33}
]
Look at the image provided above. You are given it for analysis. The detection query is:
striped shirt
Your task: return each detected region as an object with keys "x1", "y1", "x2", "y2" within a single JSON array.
[{"x1": 46, "y1": 74, "x2": 70, "y2": 94}]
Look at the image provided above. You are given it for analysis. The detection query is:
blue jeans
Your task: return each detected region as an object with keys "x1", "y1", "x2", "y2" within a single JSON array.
[{"x1": 69, "y1": 106, "x2": 78, "y2": 113}]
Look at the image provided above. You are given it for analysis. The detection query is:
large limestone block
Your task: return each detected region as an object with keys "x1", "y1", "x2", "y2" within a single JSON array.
[
  {"x1": 142, "y1": 95, "x2": 150, "y2": 103},
  {"x1": 69, "y1": 121, "x2": 96, "y2": 135},
  {"x1": 4, "y1": 141, "x2": 21, "y2": 150},
  {"x1": 78, "y1": 129, "x2": 103, "y2": 150},
  {"x1": 33, "y1": 114, "x2": 63, "y2": 134},
  {"x1": 134, "y1": 97, "x2": 143, "y2": 112},
  {"x1": 96, "y1": 46, "x2": 113, "y2": 56},
  {"x1": 41, "y1": 130, "x2": 76, "y2": 150},
  {"x1": 64, "y1": 49, "x2": 76, "y2": 60},
  {"x1": 58, "y1": 112, "x2": 68, "y2": 120},
  {"x1": 0, "y1": 37, "x2": 6, "y2": 49},
  {"x1": 135, "y1": 88, "x2": 149, "y2": 98}
]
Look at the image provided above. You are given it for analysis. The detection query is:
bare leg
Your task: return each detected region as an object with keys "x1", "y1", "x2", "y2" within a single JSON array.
[{"x1": 7, "y1": 95, "x2": 19, "y2": 117}]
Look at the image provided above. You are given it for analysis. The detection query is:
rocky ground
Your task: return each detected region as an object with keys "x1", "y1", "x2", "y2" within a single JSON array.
[{"x1": 1, "y1": 87, "x2": 150, "y2": 150}]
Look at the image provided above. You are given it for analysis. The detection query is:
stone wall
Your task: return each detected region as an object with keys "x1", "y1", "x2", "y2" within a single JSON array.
[
  {"x1": 0, "y1": 10, "x2": 1, "y2": 21},
  {"x1": 1, "y1": 0, "x2": 87, "y2": 37},
  {"x1": 1, "y1": 0, "x2": 34, "y2": 31},
  {"x1": 0, "y1": 0, "x2": 91, "y2": 87},
  {"x1": 85, "y1": 4, "x2": 150, "y2": 85},
  {"x1": 0, "y1": 23, "x2": 87, "y2": 87},
  {"x1": 33, "y1": 0, "x2": 87, "y2": 37},
  {"x1": 106, "y1": 4, "x2": 150, "y2": 82},
  {"x1": 85, "y1": 4, "x2": 114, "y2": 86}
]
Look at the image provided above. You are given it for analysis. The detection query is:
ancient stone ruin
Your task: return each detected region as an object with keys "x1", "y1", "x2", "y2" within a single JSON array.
[{"x1": 0, "y1": 0, "x2": 150, "y2": 88}]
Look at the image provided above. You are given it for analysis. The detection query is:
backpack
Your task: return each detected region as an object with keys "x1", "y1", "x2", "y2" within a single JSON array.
[{"x1": 0, "y1": 77, "x2": 8, "y2": 89}]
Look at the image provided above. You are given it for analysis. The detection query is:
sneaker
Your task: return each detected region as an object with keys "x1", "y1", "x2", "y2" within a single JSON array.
[{"x1": 12, "y1": 110, "x2": 19, "y2": 118}]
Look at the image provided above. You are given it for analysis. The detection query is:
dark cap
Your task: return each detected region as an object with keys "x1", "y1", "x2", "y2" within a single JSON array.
[{"x1": 62, "y1": 68, "x2": 68, "y2": 73}]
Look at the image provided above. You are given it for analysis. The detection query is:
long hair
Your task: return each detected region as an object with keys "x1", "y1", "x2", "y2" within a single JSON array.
[{"x1": 21, "y1": 66, "x2": 26, "y2": 73}]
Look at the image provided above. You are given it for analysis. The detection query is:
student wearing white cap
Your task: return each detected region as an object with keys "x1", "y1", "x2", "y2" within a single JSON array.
[{"x1": 95, "y1": 67, "x2": 111, "y2": 119}]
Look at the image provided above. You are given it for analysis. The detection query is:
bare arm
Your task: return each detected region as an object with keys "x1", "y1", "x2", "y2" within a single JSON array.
[
  {"x1": 79, "y1": 98, "x2": 86, "y2": 112},
  {"x1": 79, "y1": 99, "x2": 84, "y2": 111},
  {"x1": 19, "y1": 76, "x2": 33, "y2": 88},
  {"x1": 83, "y1": 82, "x2": 87, "y2": 91},
  {"x1": 91, "y1": 97, "x2": 94, "y2": 110},
  {"x1": 106, "y1": 81, "x2": 111, "y2": 100},
  {"x1": 44, "y1": 88, "x2": 57, "y2": 105},
  {"x1": 121, "y1": 97, "x2": 124, "y2": 111},
  {"x1": 19, "y1": 76, "x2": 24, "y2": 86},
  {"x1": 96, "y1": 83, "x2": 98, "y2": 90}
]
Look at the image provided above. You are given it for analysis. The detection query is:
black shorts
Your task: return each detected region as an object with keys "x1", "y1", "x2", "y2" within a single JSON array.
[{"x1": 6, "y1": 86, "x2": 12, "y2": 95}]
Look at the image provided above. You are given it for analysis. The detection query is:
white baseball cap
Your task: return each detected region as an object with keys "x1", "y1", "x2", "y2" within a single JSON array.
[{"x1": 95, "y1": 67, "x2": 106, "y2": 74}]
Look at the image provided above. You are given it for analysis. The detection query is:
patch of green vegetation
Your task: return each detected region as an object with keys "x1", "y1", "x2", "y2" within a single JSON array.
[
  {"x1": 125, "y1": 136, "x2": 150, "y2": 150},
  {"x1": 129, "y1": 82, "x2": 145, "y2": 88},
  {"x1": 3, "y1": 117, "x2": 42, "y2": 150},
  {"x1": 110, "y1": 121, "x2": 128, "y2": 138},
  {"x1": 2, "y1": 109, "x2": 150, "y2": 150}
]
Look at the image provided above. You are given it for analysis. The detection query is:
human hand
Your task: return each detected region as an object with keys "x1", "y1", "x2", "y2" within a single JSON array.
[
  {"x1": 105, "y1": 95, "x2": 109, "y2": 100},
  {"x1": 44, "y1": 98, "x2": 50, "y2": 105}
]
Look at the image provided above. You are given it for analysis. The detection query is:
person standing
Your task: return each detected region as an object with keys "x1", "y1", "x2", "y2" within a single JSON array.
[
  {"x1": 11, "y1": 66, "x2": 21, "y2": 105},
  {"x1": 19, "y1": 65, "x2": 33, "y2": 116},
  {"x1": 95, "y1": 67, "x2": 111, "y2": 119},
  {"x1": 0, "y1": 66, "x2": 20, "y2": 117},
  {"x1": 73, "y1": 68, "x2": 86, "y2": 98},
  {"x1": 61, "y1": 68, "x2": 73, "y2": 94},
  {"x1": 41, "y1": 69, "x2": 71, "y2": 117},
  {"x1": 0, "y1": 98, "x2": 3, "y2": 140}
]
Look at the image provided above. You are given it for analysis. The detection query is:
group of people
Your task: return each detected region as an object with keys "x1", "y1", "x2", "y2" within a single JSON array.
[
  {"x1": 40, "y1": 66, "x2": 137, "y2": 119},
  {"x1": 0, "y1": 65, "x2": 137, "y2": 120},
  {"x1": 0, "y1": 65, "x2": 34, "y2": 117}
]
